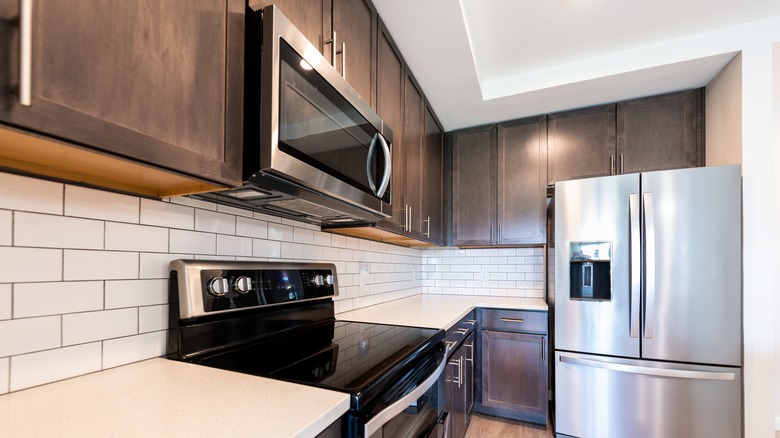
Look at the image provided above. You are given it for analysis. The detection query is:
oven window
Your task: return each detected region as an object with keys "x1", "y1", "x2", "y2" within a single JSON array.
[{"x1": 278, "y1": 40, "x2": 389, "y2": 202}]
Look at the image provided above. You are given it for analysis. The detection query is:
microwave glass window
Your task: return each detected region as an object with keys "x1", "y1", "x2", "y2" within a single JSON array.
[{"x1": 278, "y1": 40, "x2": 388, "y2": 201}]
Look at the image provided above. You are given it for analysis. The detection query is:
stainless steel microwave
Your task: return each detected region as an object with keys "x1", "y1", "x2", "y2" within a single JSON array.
[{"x1": 195, "y1": 5, "x2": 392, "y2": 226}]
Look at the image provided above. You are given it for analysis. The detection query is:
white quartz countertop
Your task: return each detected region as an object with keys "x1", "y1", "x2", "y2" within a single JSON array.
[
  {"x1": 0, "y1": 358, "x2": 350, "y2": 438},
  {"x1": 337, "y1": 294, "x2": 548, "y2": 330}
]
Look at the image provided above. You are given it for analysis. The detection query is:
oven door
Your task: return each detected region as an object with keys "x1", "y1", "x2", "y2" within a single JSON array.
[{"x1": 362, "y1": 344, "x2": 450, "y2": 438}]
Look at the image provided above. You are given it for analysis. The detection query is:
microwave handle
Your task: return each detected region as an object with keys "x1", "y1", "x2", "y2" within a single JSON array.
[
  {"x1": 366, "y1": 133, "x2": 392, "y2": 198},
  {"x1": 363, "y1": 343, "x2": 450, "y2": 438}
]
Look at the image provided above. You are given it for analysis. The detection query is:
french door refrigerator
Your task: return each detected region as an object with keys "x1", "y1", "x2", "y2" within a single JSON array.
[{"x1": 554, "y1": 165, "x2": 742, "y2": 438}]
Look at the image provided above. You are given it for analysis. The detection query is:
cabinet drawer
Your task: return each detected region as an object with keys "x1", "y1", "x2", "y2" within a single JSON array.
[
  {"x1": 480, "y1": 309, "x2": 547, "y2": 334},
  {"x1": 445, "y1": 310, "x2": 476, "y2": 354}
]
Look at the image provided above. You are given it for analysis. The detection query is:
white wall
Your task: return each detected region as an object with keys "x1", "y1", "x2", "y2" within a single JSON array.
[
  {"x1": 705, "y1": 53, "x2": 742, "y2": 167},
  {"x1": 773, "y1": 42, "x2": 780, "y2": 433},
  {"x1": 0, "y1": 171, "x2": 424, "y2": 394}
]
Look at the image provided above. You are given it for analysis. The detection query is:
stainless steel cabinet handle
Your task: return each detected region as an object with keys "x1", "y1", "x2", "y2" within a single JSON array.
[
  {"x1": 610, "y1": 154, "x2": 615, "y2": 175},
  {"x1": 559, "y1": 355, "x2": 736, "y2": 381},
  {"x1": 454, "y1": 328, "x2": 468, "y2": 335},
  {"x1": 541, "y1": 337, "x2": 545, "y2": 360},
  {"x1": 619, "y1": 153, "x2": 625, "y2": 174},
  {"x1": 464, "y1": 320, "x2": 476, "y2": 325},
  {"x1": 449, "y1": 359, "x2": 461, "y2": 387},
  {"x1": 643, "y1": 192, "x2": 656, "y2": 339},
  {"x1": 629, "y1": 193, "x2": 640, "y2": 338},
  {"x1": 498, "y1": 223, "x2": 502, "y2": 244},
  {"x1": 500, "y1": 317, "x2": 525, "y2": 323},
  {"x1": 464, "y1": 342, "x2": 474, "y2": 363},
  {"x1": 323, "y1": 31, "x2": 337, "y2": 67},
  {"x1": 340, "y1": 42, "x2": 346, "y2": 79},
  {"x1": 490, "y1": 225, "x2": 494, "y2": 244},
  {"x1": 19, "y1": 0, "x2": 33, "y2": 106},
  {"x1": 423, "y1": 216, "x2": 430, "y2": 238},
  {"x1": 407, "y1": 206, "x2": 412, "y2": 232}
]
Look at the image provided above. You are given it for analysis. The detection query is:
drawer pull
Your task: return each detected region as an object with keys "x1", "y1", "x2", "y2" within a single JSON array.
[
  {"x1": 500, "y1": 317, "x2": 525, "y2": 323},
  {"x1": 454, "y1": 328, "x2": 468, "y2": 335},
  {"x1": 464, "y1": 320, "x2": 476, "y2": 325}
]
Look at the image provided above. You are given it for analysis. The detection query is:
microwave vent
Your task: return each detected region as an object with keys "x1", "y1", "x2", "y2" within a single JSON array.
[{"x1": 267, "y1": 198, "x2": 348, "y2": 219}]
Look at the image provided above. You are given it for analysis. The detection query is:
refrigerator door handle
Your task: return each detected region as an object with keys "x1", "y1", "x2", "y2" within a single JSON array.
[
  {"x1": 559, "y1": 355, "x2": 736, "y2": 381},
  {"x1": 643, "y1": 192, "x2": 656, "y2": 339},
  {"x1": 629, "y1": 193, "x2": 640, "y2": 338}
]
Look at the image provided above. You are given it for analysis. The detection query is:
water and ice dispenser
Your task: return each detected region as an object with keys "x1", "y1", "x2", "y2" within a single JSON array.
[{"x1": 569, "y1": 242, "x2": 612, "y2": 301}]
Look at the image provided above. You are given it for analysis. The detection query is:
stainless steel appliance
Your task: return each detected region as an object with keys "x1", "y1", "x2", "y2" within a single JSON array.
[
  {"x1": 167, "y1": 260, "x2": 449, "y2": 438},
  {"x1": 194, "y1": 5, "x2": 392, "y2": 226},
  {"x1": 553, "y1": 165, "x2": 742, "y2": 438}
]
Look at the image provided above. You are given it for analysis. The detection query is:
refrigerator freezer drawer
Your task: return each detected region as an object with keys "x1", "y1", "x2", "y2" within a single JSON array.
[{"x1": 554, "y1": 352, "x2": 742, "y2": 438}]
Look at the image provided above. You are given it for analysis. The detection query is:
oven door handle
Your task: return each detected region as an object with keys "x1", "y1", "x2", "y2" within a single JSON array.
[{"x1": 363, "y1": 343, "x2": 451, "y2": 438}]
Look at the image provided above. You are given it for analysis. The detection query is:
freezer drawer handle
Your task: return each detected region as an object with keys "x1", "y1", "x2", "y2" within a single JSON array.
[
  {"x1": 500, "y1": 317, "x2": 525, "y2": 323},
  {"x1": 559, "y1": 355, "x2": 736, "y2": 381}
]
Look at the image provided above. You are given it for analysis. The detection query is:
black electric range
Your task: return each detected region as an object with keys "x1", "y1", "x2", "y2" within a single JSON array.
[{"x1": 167, "y1": 260, "x2": 447, "y2": 438}]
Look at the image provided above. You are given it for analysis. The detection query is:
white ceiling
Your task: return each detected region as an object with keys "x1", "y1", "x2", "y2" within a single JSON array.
[{"x1": 372, "y1": 0, "x2": 780, "y2": 131}]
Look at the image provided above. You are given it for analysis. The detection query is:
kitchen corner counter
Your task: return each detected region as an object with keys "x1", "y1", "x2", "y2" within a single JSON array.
[
  {"x1": 336, "y1": 294, "x2": 548, "y2": 330},
  {"x1": 0, "y1": 358, "x2": 350, "y2": 437}
]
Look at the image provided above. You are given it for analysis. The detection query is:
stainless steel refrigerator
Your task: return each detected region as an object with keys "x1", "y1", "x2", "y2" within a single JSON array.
[{"x1": 553, "y1": 165, "x2": 742, "y2": 438}]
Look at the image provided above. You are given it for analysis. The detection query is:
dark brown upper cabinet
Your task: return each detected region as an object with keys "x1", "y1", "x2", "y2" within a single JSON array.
[
  {"x1": 402, "y1": 70, "x2": 425, "y2": 239},
  {"x1": 332, "y1": 0, "x2": 377, "y2": 108},
  {"x1": 617, "y1": 89, "x2": 703, "y2": 174},
  {"x1": 548, "y1": 89, "x2": 704, "y2": 184},
  {"x1": 375, "y1": 17, "x2": 406, "y2": 233},
  {"x1": 497, "y1": 116, "x2": 547, "y2": 245},
  {"x1": 451, "y1": 116, "x2": 547, "y2": 247},
  {"x1": 0, "y1": 0, "x2": 244, "y2": 197},
  {"x1": 547, "y1": 104, "x2": 616, "y2": 184},
  {"x1": 422, "y1": 102, "x2": 444, "y2": 245},
  {"x1": 451, "y1": 125, "x2": 497, "y2": 247},
  {"x1": 260, "y1": 0, "x2": 333, "y2": 64}
]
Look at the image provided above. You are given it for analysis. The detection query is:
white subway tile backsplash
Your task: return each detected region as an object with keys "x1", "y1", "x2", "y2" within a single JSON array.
[
  {"x1": 195, "y1": 209, "x2": 236, "y2": 235},
  {"x1": 62, "y1": 308, "x2": 138, "y2": 345},
  {"x1": 139, "y1": 253, "x2": 187, "y2": 279},
  {"x1": 65, "y1": 186, "x2": 139, "y2": 223},
  {"x1": 236, "y1": 217, "x2": 268, "y2": 239},
  {"x1": 105, "y1": 222, "x2": 168, "y2": 252},
  {"x1": 0, "y1": 316, "x2": 61, "y2": 357},
  {"x1": 105, "y1": 279, "x2": 167, "y2": 308},
  {"x1": 0, "y1": 210, "x2": 11, "y2": 245},
  {"x1": 0, "y1": 247, "x2": 62, "y2": 283},
  {"x1": 0, "y1": 284, "x2": 10, "y2": 320},
  {"x1": 0, "y1": 173, "x2": 63, "y2": 214},
  {"x1": 281, "y1": 242, "x2": 305, "y2": 259},
  {"x1": 10, "y1": 343, "x2": 102, "y2": 392},
  {"x1": 253, "y1": 239, "x2": 281, "y2": 258},
  {"x1": 0, "y1": 171, "x2": 434, "y2": 393},
  {"x1": 140, "y1": 198, "x2": 194, "y2": 230},
  {"x1": 14, "y1": 212, "x2": 103, "y2": 249},
  {"x1": 217, "y1": 235, "x2": 252, "y2": 257},
  {"x1": 102, "y1": 331, "x2": 166, "y2": 369},
  {"x1": 267, "y1": 223, "x2": 293, "y2": 241},
  {"x1": 293, "y1": 228, "x2": 314, "y2": 244},
  {"x1": 64, "y1": 250, "x2": 138, "y2": 281},
  {"x1": 14, "y1": 281, "x2": 103, "y2": 318},
  {"x1": 139, "y1": 305, "x2": 168, "y2": 333},
  {"x1": 169, "y1": 229, "x2": 216, "y2": 254},
  {"x1": 0, "y1": 357, "x2": 8, "y2": 394}
]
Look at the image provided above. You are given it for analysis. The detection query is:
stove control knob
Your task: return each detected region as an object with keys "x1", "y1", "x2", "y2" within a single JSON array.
[
  {"x1": 234, "y1": 276, "x2": 252, "y2": 294},
  {"x1": 324, "y1": 274, "x2": 335, "y2": 286},
  {"x1": 312, "y1": 275, "x2": 325, "y2": 287},
  {"x1": 207, "y1": 277, "x2": 229, "y2": 297}
]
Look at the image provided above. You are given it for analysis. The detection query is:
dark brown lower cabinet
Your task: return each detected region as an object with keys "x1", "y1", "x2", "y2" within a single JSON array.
[
  {"x1": 446, "y1": 332, "x2": 474, "y2": 438},
  {"x1": 475, "y1": 309, "x2": 548, "y2": 425}
]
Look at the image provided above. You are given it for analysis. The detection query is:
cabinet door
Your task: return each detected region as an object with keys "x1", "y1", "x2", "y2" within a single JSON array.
[
  {"x1": 375, "y1": 19, "x2": 405, "y2": 232},
  {"x1": 547, "y1": 104, "x2": 616, "y2": 184},
  {"x1": 403, "y1": 70, "x2": 424, "y2": 237},
  {"x1": 617, "y1": 88, "x2": 703, "y2": 174},
  {"x1": 422, "y1": 103, "x2": 443, "y2": 245},
  {"x1": 258, "y1": 0, "x2": 333, "y2": 64},
  {"x1": 497, "y1": 116, "x2": 547, "y2": 245},
  {"x1": 451, "y1": 125, "x2": 497, "y2": 246},
  {"x1": 332, "y1": 0, "x2": 376, "y2": 107},
  {"x1": 0, "y1": 0, "x2": 243, "y2": 188},
  {"x1": 479, "y1": 330, "x2": 548, "y2": 424}
]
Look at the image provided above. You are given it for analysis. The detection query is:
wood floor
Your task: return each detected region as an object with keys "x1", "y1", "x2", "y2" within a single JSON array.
[{"x1": 465, "y1": 413, "x2": 554, "y2": 438}]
